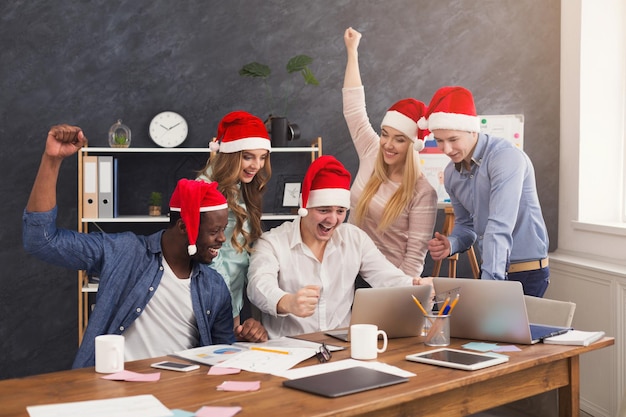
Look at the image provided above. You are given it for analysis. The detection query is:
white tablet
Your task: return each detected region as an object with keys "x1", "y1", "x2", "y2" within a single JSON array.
[{"x1": 405, "y1": 348, "x2": 509, "y2": 371}]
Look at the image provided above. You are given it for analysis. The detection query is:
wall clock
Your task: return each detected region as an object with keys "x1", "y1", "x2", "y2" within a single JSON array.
[{"x1": 149, "y1": 111, "x2": 188, "y2": 147}]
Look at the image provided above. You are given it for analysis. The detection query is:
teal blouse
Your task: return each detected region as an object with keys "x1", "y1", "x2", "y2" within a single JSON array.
[{"x1": 198, "y1": 172, "x2": 250, "y2": 318}]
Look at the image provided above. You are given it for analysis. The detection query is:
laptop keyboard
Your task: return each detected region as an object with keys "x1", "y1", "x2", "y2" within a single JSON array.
[{"x1": 530, "y1": 324, "x2": 570, "y2": 341}]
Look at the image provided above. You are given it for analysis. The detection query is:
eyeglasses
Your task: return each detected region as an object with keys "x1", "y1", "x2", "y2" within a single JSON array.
[{"x1": 315, "y1": 343, "x2": 332, "y2": 363}]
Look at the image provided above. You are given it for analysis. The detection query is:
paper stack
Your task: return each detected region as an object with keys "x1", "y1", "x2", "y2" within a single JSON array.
[{"x1": 543, "y1": 330, "x2": 605, "y2": 346}]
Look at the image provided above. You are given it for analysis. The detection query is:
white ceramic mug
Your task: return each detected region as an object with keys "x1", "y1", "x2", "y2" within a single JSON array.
[
  {"x1": 350, "y1": 324, "x2": 388, "y2": 360},
  {"x1": 95, "y1": 334, "x2": 125, "y2": 373}
]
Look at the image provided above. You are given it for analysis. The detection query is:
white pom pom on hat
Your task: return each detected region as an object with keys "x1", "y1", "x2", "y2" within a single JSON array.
[{"x1": 208, "y1": 139, "x2": 220, "y2": 152}]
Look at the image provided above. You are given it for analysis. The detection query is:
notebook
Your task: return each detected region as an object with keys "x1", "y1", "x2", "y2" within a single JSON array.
[
  {"x1": 432, "y1": 278, "x2": 572, "y2": 344},
  {"x1": 324, "y1": 285, "x2": 433, "y2": 341},
  {"x1": 543, "y1": 330, "x2": 605, "y2": 346},
  {"x1": 282, "y1": 366, "x2": 408, "y2": 397}
]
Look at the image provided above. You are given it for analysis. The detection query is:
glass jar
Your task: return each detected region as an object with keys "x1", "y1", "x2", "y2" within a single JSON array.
[{"x1": 108, "y1": 119, "x2": 131, "y2": 148}]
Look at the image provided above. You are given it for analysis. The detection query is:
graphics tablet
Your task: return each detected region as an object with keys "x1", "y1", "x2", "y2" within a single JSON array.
[
  {"x1": 405, "y1": 348, "x2": 509, "y2": 371},
  {"x1": 282, "y1": 366, "x2": 408, "y2": 397}
]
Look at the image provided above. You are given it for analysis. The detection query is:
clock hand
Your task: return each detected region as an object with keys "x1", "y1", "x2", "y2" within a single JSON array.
[
  {"x1": 168, "y1": 122, "x2": 181, "y2": 130},
  {"x1": 159, "y1": 124, "x2": 169, "y2": 130}
]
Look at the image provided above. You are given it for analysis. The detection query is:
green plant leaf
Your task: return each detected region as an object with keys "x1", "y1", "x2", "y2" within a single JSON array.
[
  {"x1": 238, "y1": 54, "x2": 318, "y2": 116},
  {"x1": 301, "y1": 67, "x2": 319, "y2": 86},
  {"x1": 149, "y1": 192, "x2": 162, "y2": 206},
  {"x1": 286, "y1": 55, "x2": 313, "y2": 73},
  {"x1": 239, "y1": 62, "x2": 271, "y2": 78}
]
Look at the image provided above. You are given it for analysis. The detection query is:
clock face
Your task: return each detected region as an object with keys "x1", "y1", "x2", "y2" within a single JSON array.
[{"x1": 149, "y1": 111, "x2": 188, "y2": 147}]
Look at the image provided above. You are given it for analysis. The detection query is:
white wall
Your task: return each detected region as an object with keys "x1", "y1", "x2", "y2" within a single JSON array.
[{"x1": 554, "y1": 0, "x2": 626, "y2": 415}]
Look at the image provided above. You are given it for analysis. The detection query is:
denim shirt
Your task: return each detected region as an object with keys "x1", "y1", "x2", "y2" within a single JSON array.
[
  {"x1": 444, "y1": 133, "x2": 549, "y2": 281},
  {"x1": 22, "y1": 207, "x2": 235, "y2": 369}
]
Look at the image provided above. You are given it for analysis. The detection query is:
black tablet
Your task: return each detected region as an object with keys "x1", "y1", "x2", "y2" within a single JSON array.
[
  {"x1": 283, "y1": 366, "x2": 408, "y2": 397},
  {"x1": 405, "y1": 348, "x2": 509, "y2": 371}
]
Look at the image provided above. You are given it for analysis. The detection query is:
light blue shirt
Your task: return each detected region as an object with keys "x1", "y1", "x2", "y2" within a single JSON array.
[{"x1": 444, "y1": 133, "x2": 549, "y2": 280}]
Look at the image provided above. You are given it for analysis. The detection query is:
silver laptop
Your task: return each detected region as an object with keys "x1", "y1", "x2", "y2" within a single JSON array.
[
  {"x1": 433, "y1": 278, "x2": 571, "y2": 344},
  {"x1": 325, "y1": 285, "x2": 433, "y2": 341}
]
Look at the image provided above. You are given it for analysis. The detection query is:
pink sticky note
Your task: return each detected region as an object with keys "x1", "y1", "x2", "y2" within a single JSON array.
[
  {"x1": 101, "y1": 370, "x2": 138, "y2": 380},
  {"x1": 208, "y1": 367, "x2": 241, "y2": 375},
  {"x1": 126, "y1": 371, "x2": 161, "y2": 381},
  {"x1": 195, "y1": 406, "x2": 242, "y2": 417},
  {"x1": 216, "y1": 380, "x2": 260, "y2": 392},
  {"x1": 101, "y1": 370, "x2": 161, "y2": 382}
]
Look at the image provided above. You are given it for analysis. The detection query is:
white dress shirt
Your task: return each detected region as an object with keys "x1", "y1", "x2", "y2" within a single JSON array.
[{"x1": 247, "y1": 218, "x2": 413, "y2": 339}]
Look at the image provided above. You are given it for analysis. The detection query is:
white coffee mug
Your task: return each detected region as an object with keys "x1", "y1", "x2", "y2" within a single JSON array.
[
  {"x1": 95, "y1": 334, "x2": 125, "y2": 373},
  {"x1": 350, "y1": 324, "x2": 388, "y2": 360}
]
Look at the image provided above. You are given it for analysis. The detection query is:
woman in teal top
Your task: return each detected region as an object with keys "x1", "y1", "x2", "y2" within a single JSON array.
[{"x1": 198, "y1": 110, "x2": 271, "y2": 342}]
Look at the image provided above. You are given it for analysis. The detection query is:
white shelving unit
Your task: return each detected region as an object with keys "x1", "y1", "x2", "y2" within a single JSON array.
[{"x1": 76, "y1": 138, "x2": 322, "y2": 343}]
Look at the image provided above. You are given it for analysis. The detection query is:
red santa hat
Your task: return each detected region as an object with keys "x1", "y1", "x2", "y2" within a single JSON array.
[
  {"x1": 209, "y1": 110, "x2": 271, "y2": 153},
  {"x1": 417, "y1": 86, "x2": 481, "y2": 133},
  {"x1": 298, "y1": 155, "x2": 352, "y2": 217},
  {"x1": 380, "y1": 98, "x2": 429, "y2": 151},
  {"x1": 169, "y1": 179, "x2": 228, "y2": 255}
]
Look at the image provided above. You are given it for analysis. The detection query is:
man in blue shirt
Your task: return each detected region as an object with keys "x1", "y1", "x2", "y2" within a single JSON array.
[
  {"x1": 23, "y1": 124, "x2": 238, "y2": 368},
  {"x1": 423, "y1": 87, "x2": 550, "y2": 297}
]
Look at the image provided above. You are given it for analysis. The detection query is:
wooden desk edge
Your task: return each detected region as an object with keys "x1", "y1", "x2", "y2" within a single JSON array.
[{"x1": 0, "y1": 336, "x2": 614, "y2": 417}]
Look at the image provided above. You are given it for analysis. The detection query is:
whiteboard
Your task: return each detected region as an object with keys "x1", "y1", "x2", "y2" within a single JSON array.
[
  {"x1": 419, "y1": 114, "x2": 524, "y2": 203},
  {"x1": 478, "y1": 114, "x2": 524, "y2": 149}
]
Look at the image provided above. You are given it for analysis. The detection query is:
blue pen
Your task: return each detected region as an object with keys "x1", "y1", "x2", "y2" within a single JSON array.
[{"x1": 442, "y1": 304, "x2": 451, "y2": 315}]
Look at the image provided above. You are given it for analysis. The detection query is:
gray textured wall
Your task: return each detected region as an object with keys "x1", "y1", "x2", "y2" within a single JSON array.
[{"x1": 0, "y1": 0, "x2": 560, "y2": 378}]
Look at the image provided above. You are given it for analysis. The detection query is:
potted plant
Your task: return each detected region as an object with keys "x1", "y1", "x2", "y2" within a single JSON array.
[
  {"x1": 148, "y1": 191, "x2": 162, "y2": 216},
  {"x1": 108, "y1": 119, "x2": 131, "y2": 148},
  {"x1": 239, "y1": 54, "x2": 319, "y2": 146}
]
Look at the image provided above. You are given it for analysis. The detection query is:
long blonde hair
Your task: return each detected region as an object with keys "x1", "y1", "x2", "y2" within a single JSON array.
[
  {"x1": 353, "y1": 148, "x2": 420, "y2": 231},
  {"x1": 197, "y1": 151, "x2": 271, "y2": 253}
]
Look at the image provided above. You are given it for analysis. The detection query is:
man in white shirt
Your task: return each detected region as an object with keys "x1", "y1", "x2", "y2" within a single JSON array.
[{"x1": 247, "y1": 156, "x2": 431, "y2": 339}]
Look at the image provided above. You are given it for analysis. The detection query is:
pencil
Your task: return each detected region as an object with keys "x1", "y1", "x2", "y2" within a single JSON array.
[
  {"x1": 447, "y1": 293, "x2": 460, "y2": 313},
  {"x1": 411, "y1": 294, "x2": 429, "y2": 316},
  {"x1": 438, "y1": 296, "x2": 451, "y2": 316},
  {"x1": 412, "y1": 294, "x2": 435, "y2": 326},
  {"x1": 250, "y1": 346, "x2": 290, "y2": 355}
]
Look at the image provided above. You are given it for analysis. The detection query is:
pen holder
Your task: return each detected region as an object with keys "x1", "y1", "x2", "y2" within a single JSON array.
[{"x1": 423, "y1": 313, "x2": 450, "y2": 346}]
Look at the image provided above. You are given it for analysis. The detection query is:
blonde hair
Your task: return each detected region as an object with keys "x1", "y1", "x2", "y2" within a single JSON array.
[
  {"x1": 353, "y1": 148, "x2": 420, "y2": 231},
  {"x1": 197, "y1": 151, "x2": 271, "y2": 252}
]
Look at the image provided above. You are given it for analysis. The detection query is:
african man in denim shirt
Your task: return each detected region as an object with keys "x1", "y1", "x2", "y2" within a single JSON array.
[{"x1": 23, "y1": 124, "x2": 237, "y2": 368}]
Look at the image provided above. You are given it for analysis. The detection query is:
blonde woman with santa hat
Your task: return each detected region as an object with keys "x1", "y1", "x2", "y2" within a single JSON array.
[
  {"x1": 342, "y1": 27, "x2": 438, "y2": 278},
  {"x1": 197, "y1": 110, "x2": 272, "y2": 342}
]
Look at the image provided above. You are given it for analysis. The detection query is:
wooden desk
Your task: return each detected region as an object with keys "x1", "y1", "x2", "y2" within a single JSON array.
[{"x1": 0, "y1": 334, "x2": 613, "y2": 417}]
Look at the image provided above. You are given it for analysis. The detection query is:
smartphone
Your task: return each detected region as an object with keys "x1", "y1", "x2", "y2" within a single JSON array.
[{"x1": 150, "y1": 361, "x2": 200, "y2": 372}]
